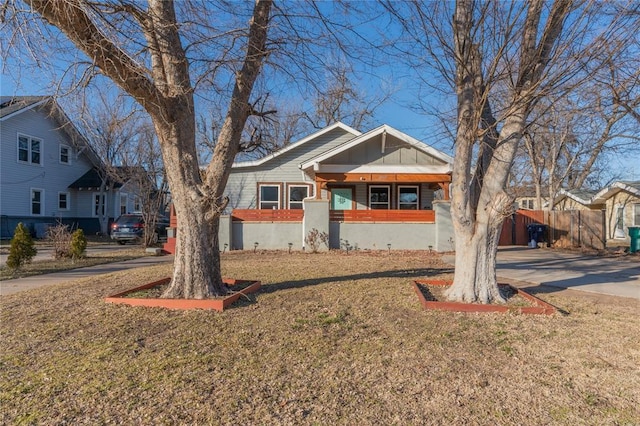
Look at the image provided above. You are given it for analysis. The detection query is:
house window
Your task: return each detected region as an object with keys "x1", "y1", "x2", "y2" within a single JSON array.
[
  {"x1": 287, "y1": 184, "x2": 309, "y2": 209},
  {"x1": 398, "y1": 186, "x2": 419, "y2": 210},
  {"x1": 133, "y1": 196, "x2": 142, "y2": 212},
  {"x1": 94, "y1": 193, "x2": 106, "y2": 217},
  {"x1": 59, "y1": 145, "x2": 71, "y2": 164},
  {"x1": 259, "y1": 184, "x2": 280, "y2": 209},
  {"x1": 634, "y1": 204, "x2": 640, "y2": 226},
  {"x1": 615, "y1": 206, "x2": 625, "y2": 236},
  {"x1": 58, "y1": 192, "x2": 70, "y2": 210},
  {"x1": 18, "y1": 134, "x2": 42, "y2": 165},
  {"x1": 120, "y1": 194, "x2": 128, "y2": 215},
  {"x1": 369, "y1": 185, "x2": 390, "y2": 210},
  {"x1": 31, "y1": 189, "x2": 44, "y2": 216},
  {"x1": 521, "y1": 199, "x2": 534, "y2": 210}
]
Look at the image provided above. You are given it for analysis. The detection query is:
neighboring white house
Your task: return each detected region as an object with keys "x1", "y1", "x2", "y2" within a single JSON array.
[
  {"x1": 214, "y1": 122, "x2": 455, "y2": 251},
  {"x1": 0, "y1": 96, "x2": 140, "y2": 238}
]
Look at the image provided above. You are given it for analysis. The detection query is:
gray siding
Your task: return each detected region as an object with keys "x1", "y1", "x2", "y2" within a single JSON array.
[
  {"x1": 330, "y1": 134, "x2": 447, "y2": 166},
  {"x1": 1, "y1": 106, "x2": 95, "y2": 218},
  {"x1": 225, "y1": 127, "x2": 357, "y2": 210}
]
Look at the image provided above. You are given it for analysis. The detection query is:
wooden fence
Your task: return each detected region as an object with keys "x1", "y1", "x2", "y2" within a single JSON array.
[
  {"x1": 232, "y1": 209, "x2": 304, "y2": 222},
  {"x1": 499, "y1": 209, "x2": 606, "y2": 250},
  {"x1": 329, "y1": 209, "x2": 436, "y2": 223}
]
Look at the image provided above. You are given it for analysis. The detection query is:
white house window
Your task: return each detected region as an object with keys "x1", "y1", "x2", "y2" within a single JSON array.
[
  {"x1": 520, "y1": 199, "x2": 534, "y2": 210},
  {"x1": 287, "y1": 185, "x2": 309, "y2": 209},
  {"x1": 615, "y1": 206, "x2": 625, "y2": 238},
  {"x1": 59, "y1": 145, "x2": 71, "y2": 164},
  {"x1": 369, "y1": 185, "x2": 390, "y2": 210},
  {"x1": 58, "y1": 192, "x2": 70, "y2": 210},
  {"x1": 94, "y1": 193, "x2": 106, "y2": 217},
  {"x1": 31, "y1": 189, "x2": 44, "y2": 216},
  {"x1": 398, "y1": 186, "x2": 419, "y2": 210},
  {"x1": 18, "y1": 134, "x2": 42, "y2": 165},
  {"x1": 634, "y1": 204, "x2": 640, "y2": 226},
  {"x1": 259, "y1": 184, "x2": 280, "y2": 209},
  {"x1": 120, "y1": 194, "x2": 128, "y2": 215},
  {"x1": 133, "y1": 196, "x2": 142, "y2": 212}
]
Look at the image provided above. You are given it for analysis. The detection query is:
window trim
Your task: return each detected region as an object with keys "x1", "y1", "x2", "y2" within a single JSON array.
[
  {"x1": 59, "y1": 144, "x2": 71, "y2": 165},
  {"x1": 119, "y1": 193, "x2": 128, "y2": 216},
  {"x1": 368, "y1": 184, "x2": 391, "y2": 210},
  {"x1": 397, "y1": 185, "x2": 420, "y2": 210},
  {"x1": 93, "y1": 193, "x2": 107, "y2": 218},
  {"x1": 58, "y1": 191, "x2": 70, "y2": 211},
  {"x1": 286, "y1": 183, "x2": 312, "y2": 209},
  {"x1": 17, "y1": 133, "x2": 43, "y2": 166},
  {"x1": 31, "y1": 188, "x2": 44, "y2": 216},
  {"x1": 258, "y1": 182, "x2": 282, "y2": 209},
  {"x1": 634, "y1": 203, "x2": 640, "y2": 227}
]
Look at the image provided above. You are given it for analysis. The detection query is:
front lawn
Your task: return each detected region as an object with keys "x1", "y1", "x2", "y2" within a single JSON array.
[{"x1": 1, "y1": 251, "x2": 638, "y2": 424}]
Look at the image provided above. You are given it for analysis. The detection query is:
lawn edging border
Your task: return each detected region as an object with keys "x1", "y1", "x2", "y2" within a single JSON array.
[
  {"x1": 105, "y1": 278, "x2": 261, "y2": 311},
  {"x1": 413, "y1": 279, "x2": 556, "y2": 315}
]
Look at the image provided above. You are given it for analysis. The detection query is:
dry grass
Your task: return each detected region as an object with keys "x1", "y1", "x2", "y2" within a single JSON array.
[{"x1": 1, "y1": 250, "x2": 638, "y2": 425}]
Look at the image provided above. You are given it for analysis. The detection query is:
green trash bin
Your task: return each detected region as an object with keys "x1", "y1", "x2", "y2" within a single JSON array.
[{"x1": 629, "y1": 227, "x2": 640, "y2": 254}]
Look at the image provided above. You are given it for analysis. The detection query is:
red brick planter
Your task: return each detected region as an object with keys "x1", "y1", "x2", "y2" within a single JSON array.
[
  {"x1": 105, "y1": 278, "x2": 261, "y2": 311},
  {"x1": 413, "y1": 279, "x2": 556, "y2": 315}
]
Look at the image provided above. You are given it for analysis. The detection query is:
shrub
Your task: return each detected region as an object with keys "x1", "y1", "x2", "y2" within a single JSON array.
[
  {"x1": 6, "y1": 223, "x2": 37, "y2": 271},
  {"x1": 70, "y1": 229, "x2": 87, "y2": 259},
  {"x1": 305, "y1": 228, "x2": 329, "y2": 253},
  {"x1": 46, "y1": 223, "x2": 72, "y2": 259}
]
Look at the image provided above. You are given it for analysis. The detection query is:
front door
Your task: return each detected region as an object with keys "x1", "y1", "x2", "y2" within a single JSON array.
[{"x1": 331, "y1": 187, "x2": 353, "y2": 210}]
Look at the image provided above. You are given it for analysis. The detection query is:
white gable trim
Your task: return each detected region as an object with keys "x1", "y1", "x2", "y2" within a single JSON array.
[
  {"x1": 314, "y1": 164, "x2": 453, "y2": 174},
  {"x1": 299, "y1": 124, "x2": 453, "y2": 171},
  {"x1": 231, "y1": 122, "x2": 361, "y2": 169},
  {"x1": 592, "y1": 181, "x2": 640, "y2": 203},
  {"x1": 0, "y1": 98, "x2": 49, "y2": 121}
]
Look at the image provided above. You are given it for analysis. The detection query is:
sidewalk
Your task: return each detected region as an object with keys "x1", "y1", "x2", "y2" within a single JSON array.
[
  {"x1": 0, "y1": 255, "x2": 173, "y2": 296},
  {"x1": 445, "y1": 247, "x2": 640, "y2": 300}
]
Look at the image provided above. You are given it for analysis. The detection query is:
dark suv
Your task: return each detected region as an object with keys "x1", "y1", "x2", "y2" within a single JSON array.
[{"x1": 110, "y1": 214, "x2": 170, "y2": 245}]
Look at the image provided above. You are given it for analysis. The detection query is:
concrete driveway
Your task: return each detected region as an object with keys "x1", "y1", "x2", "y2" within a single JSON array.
[{"x1": 495, "y1": 247, "x2": 640, "y2": 299}]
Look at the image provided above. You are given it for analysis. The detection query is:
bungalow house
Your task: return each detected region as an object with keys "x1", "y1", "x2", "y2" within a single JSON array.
[
  {"x1": 0, "y1": 96, "x2": 143, "y2": 238},
  {"x1": 553, "y1": 182, "x2": 640, "y2": 243},
  {"x1": 214, "y1": 122, "x2": 455, "y2": 251},
  {"x1": 591, "y1": 181, "x2": 640, "y2": 241}
]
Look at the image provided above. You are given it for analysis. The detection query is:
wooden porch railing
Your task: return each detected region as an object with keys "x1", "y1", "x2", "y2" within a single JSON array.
[
  {"x1": 330, "y1": 209, "x2": 435, "y2": 223},
  {"x1": 232, "y1": 209, "x2": 304, "y2": 222}
]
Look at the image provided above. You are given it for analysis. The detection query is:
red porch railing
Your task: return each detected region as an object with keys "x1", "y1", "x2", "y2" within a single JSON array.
[
  {"x1": 330, "y1": 209, "x2": 435, "y2": 223},
  {"x1": 232, "y1": 209, "x2": 304, "y2": 222}
]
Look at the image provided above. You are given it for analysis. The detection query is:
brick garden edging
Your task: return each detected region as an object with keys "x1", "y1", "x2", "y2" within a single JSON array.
[
  {"x1": 106, "y1": 278, "x2": 261, "y2": 311},
  {"x1": 413, "y1": 279, "x2": 556, "y2": 315}
]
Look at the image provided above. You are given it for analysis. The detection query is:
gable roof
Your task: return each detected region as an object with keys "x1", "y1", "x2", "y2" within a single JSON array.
[
  {"x1": 555, "y1": 188, "x2": 600, "y2": 206},
  {"x1": 592, "y1": 181, "x2": 640, "y2": 203},
  {"x1": 231, "y1": 122, "x2": 361, "y2": 169},
  {"x1": 0, "y1": 96, "x2": 49, "y2": 120},
  {"x1": 1, "y1": 95, "x2": 102, "y2": 168},
  {"x1": 299, "y1": 124, "x2": 453, "y2": 172}
]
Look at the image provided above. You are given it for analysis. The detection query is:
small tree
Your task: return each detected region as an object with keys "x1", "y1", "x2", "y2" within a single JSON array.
[
  {"x1": 70, "y1": 229, "x2": 87, "y2": 260},
  {"x1": 6, "y1": 223, "x2": 37, "y2": 271}
]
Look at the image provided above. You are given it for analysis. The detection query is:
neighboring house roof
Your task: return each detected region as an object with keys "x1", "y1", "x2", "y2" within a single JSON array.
[
  {"x1": 592, "y1": 181, "x2": 640, "y2": 203},
  {"x1": 555, "y1": 188, "x2": 600, "y2": 206},
  {"x1": 68, "y1": 168, "x2": 124, "y2": 190},
  {"x1": 0, "y1": 96, "x2": 49, "y2": 119},
  {"x1": 1, "y1": 95, "x2": 102, "y2": 167},
  {"x1": 299, "y1": 124, "x2": 453, "y2": 173},
  {"x1": 231, "y1": 122, "x2": 361, "y2": 169}
]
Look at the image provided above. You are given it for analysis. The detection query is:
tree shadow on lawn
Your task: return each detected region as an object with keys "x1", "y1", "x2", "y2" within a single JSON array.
[{"x1": 260, "y1": 267, "x2": 454, "y2": 294}]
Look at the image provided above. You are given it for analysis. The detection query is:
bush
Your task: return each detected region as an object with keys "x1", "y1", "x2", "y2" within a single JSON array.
[
  {"x1": 46, "y1": 223, "x2": 72, "y2": 259},
  {"x1": 70, "y1": 229, "x2": 87, "y2": 259},
  {"x1": 6, "y1": 223, "x2": 37, "y2": 271},
  {"x1": 305, "y1": 228, "x2": 329, "y2": 253}
]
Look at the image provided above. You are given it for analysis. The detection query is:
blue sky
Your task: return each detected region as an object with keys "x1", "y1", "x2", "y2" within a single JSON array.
[{"x1": 1, "y1": 1, "x2": 638, "y2": 183}]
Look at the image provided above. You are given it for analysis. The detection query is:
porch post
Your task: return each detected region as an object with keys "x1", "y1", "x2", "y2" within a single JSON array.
[
  {"x1": 434, "y1": 200, "x2": 454, "y2": 252},
  {"x1": 302, "y1": 199, "x2": 330, "y2": 252}
]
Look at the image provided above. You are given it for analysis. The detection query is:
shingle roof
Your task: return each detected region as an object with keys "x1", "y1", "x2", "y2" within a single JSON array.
[
  {"x1": 0, "y1": 96, "x2": 49, "y2": 119},
  {"x1": 68, "y1": 168, "x2": 124, "y2": 190}
]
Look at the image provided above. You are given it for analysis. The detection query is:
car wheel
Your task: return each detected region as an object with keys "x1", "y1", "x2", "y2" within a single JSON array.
[{"x1": 117, "y1": 240, "x2": 126, "y2": 245}]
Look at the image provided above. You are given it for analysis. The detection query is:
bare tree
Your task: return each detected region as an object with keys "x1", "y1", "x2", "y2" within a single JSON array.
[
  {"x1": 5, "y1": 0, "x2": 273, "y2": 298},
  {"x1": 385, "y1": 0, "x2": 637, "y2": 303}
]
